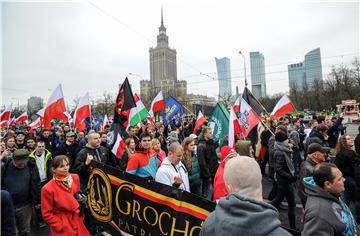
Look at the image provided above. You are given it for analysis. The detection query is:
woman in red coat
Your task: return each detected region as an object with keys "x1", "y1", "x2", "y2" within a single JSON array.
[{"x1": 41, "y1": 155, "x2": 90, "y2": 236}]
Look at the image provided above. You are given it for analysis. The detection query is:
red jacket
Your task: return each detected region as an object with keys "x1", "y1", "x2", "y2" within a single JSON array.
[
  {"x1": 41, "y1": 174, "x2": 90, "y2": 236},
  {"x1": 213, "y1": 163, "x2": 228, "y2": 202}
]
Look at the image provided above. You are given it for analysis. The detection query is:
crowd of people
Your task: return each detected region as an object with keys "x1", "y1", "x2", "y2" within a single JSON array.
[{"x1": 1, "y1": 112, "x2": 360, "y2": 236}]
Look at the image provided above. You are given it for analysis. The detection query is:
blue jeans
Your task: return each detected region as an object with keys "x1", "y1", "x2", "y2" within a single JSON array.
[{"x1": 270, "y1": 182, "x2": 296, "y2": 229}]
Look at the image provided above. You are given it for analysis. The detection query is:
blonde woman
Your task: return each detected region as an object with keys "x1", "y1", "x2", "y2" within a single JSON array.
[{"x1": 151, "y1": 138, "x2": 166, "y2": 166}]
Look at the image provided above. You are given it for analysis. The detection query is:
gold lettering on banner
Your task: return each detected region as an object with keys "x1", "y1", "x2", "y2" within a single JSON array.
[
  {"x1": 87, "y1": 168, "x2": 112, "y2": 222},
  {"x1": 171, "y1": 219, "x2": 190, "y2": 236},
  {"x1": 115, "y1": 182, "x2": 135, "y2": 215},
  {"x1": 159, "y1": 212, "x2": 171, "y2": 235},
  {"x1": 143, "y1": 206, "x2": 158, "y2": 226}
]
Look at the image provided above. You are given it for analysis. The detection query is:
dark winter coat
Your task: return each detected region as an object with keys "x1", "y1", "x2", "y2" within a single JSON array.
[
  {"x1": 197, "y1": 137, "x2": 219, "y2": 180},
  {"x1": 73, "y1": 144, "x2": 113, "y2": 189},
  {"x1": 334, "y1": 148, "x2": 356, "y2": 178},
  {"x1": 273, "y1": 142, "x2": 296, "y2": 185},
  {"x1": 302, "y1": 177, "x2": 359, "y2": 236},
  {"x1": 1, "y1": 158, "x2": 41, "y2": 206}
]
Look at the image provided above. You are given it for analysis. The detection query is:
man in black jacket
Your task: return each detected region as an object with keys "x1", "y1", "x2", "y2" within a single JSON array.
[
  {"x1": 74, "y1": 132, "x2": 114, "y2": 190},
  {"x1": 270, "y1": 132, "x2": 297, "y2": 230},
  {"x1": 1, "y1": 149, "x2": 41, "y2": 236},
  {"x1": 197, "y1": 127, "x2": 219, "y2": 200},
  {"x1": 57, "y1": 131, "x2": 80, "y2": 171}
]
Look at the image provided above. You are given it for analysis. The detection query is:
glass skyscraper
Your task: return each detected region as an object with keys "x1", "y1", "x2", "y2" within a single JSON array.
[
  {"x1": 215, "y1": 57, "x2": 232, "y2": 99},
  {"x1": 250, "y1": 52, "x2": 266, "y2": 98},
  {"x1": 288, "y1": 48, "x2": 323, "y2": 90}
]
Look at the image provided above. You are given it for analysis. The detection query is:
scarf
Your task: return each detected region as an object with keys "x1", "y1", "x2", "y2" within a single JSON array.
[{"x1": 54, "y1": 173, "x2": 73, "y2": 192}]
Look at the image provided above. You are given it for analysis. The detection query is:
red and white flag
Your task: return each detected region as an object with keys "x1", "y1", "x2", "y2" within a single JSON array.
[
  {"x1": 43, "y1": 84, "x2": 68, "y2": 129},
  {"x1": 29, "y1": 117, "x2": 42, "y2": 131},
  {"x1": 233, "y1": 96, "x2": 240, "y2": 113},
  {"x1": 8, "y1": 116, "x2": 16, "y2": 126},
  {"x1": 15, "y1": 111, "x2": 28, "y2": 124},
  {"x1": 193, "y1": 111, "x2": 206, "y2": 135},
  {"x1": 149, "y1": 91, "x2": 165, "y2": 117},
  {"x1": 74, "y1": 92, "x2": 91, "y2": 131},
  {"x1": 111, "y1": 133, "x2": 126, "y2": 159},
  {"x1": 0, "y1": 104, "x2": 12, "y2": 122},
  {"x1": 271, "y1": 95, "x2": 296, "y2": 119},
  {"x1": 101, "y1": 114, "x2": 109, "y2": 131},
  {"x1": 228, "y1": 107, "x2": 241, "y2": 148},
  {"x1": 239, "y1": 98, "x2": 262, "y2": 138}
]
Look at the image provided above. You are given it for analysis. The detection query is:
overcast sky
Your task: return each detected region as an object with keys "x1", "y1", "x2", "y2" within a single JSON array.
[{"x1": 1, "y1": 0, "x2": 359, "y2": 109}]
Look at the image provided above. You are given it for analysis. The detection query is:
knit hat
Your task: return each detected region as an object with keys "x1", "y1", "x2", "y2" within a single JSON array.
[
  {"x1": 220, "y1": 146, "x2": 237, "y2": 163},
  {"x1": 275, "y1": 132, "x2": 288, "y2": 142},
  {"x1": 307, "y1": 143, "x2": 330, "y2": 155}
]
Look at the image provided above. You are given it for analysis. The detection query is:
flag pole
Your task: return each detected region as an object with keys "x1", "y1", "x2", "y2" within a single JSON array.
[{"x1": 182, "y1": 104, "x2": 195, "y2": 116}]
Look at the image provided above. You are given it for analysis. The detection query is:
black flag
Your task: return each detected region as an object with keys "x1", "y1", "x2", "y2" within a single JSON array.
[
  {"x1": 113, "y1": 77, "x2": 136, "y2": 124},
  {"x1": 108, "y1": 78, "x2": 136, "y2": 146},
  {"x1": 242, "y1": 87, "x2": 266, "y2": 116}
]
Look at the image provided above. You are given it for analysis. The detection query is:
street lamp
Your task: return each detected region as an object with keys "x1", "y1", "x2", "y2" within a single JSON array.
[{"x1": 238, "y1": 51, "x2": 248, "y2": 87}]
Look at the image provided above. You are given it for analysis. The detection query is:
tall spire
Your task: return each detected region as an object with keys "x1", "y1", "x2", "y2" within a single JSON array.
[
  {"x1": 161, "y1": 7, "x2": 164, "y2": 27},
  {"x1": 159, "y1": 7, "x2": 166, "y2": 34}
]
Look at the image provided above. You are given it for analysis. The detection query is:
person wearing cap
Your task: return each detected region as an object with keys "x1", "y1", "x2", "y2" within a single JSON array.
[
  {"x1": 213, "y1": 146, "x2": 238, "y2": 203},
  {"x1": 270, "y1": 131, "x2": 297, "y2": 230},
  {"x1": 200, "y1": 156, "x2": 291, "y2": 236},
  {"x1": 15, "y1": 130, "x2": 26, "y2": 149},
  {"x1": 1, "y1": 149, "x2": 41, "y2": 236},
  {"x1": 297, "y1": 143, "x2": 330, "y2": 207},
  {"x1": 57, "y1": 131, "x2": 80, "y2": 171}
]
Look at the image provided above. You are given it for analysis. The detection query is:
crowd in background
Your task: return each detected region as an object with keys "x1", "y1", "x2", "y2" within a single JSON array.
[{"x1": 1, "y1": 112, "x2": 360, "y2": 235}]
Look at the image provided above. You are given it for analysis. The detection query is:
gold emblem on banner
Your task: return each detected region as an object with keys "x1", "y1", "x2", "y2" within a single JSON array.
[{"x1": 87, "y1": 168, "x2": 112, "y2": 222}]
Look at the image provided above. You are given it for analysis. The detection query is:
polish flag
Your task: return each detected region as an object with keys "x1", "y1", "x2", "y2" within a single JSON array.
[
  {"x1": 193, "y1": 111, "x2": 206, "y2": 135},
  {"x1": 149, "y1": 91, "x2": 165, "y2": 117},
  {"x1": 271, "y1": 95, "x2": 296, "y2": 119},
  {"x1": 15, "y1": 111, "x2": 28, "y2": 124},
  {"x1": 228, "y1": 107, "x2": 241, "y2": 148},
  {"x1": 0, "y1": 104, "x2": 12, "y2": 122},
  {"x1": 233, "y1": 96, "x2": 240, "y2": 113},
  {"x1": 29, "y1": 117, "x2": 42, "y2": 131},
  {"x1": 111, "y1": 133, "x2": 126, "y2": 159},
  {"x1": 74, "y1": 92, "x2": 91, "y2": 131},
  {"x1": 103, "y1": 114, "x2": 109, "y2": 127},
  {"x1": 239, "y1": 98, "x2": 262, "y2": 138},
  {"x1": 7, "y1": 117, "x2": 16, "y2": 126},
  {"x1": 43, "y1": 84, "x2": 68, "y2": 129}
]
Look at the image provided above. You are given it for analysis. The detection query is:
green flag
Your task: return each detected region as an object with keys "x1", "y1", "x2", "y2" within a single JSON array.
[{"x1": 208, "y1": 103, "x2": 229, "y2": 143}]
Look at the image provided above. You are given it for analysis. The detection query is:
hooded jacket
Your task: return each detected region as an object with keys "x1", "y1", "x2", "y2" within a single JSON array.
[
  {"x1": 273, "y1": 141, "x2": 296, "y2": 184},
  {"x1": 302, "y1": 177, "x2": 359, "y2": 236},
  {"x1": 155, "y1": 157, "x2": 190, "y2": 191},
  {"x1": 200, "y1": 193, "x2": 291, "y2": 236}
]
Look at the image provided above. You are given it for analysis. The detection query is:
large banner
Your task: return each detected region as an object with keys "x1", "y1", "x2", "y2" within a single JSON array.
[{"x1": 87, "y1": 162, "x2": 215, "y2": 236}]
